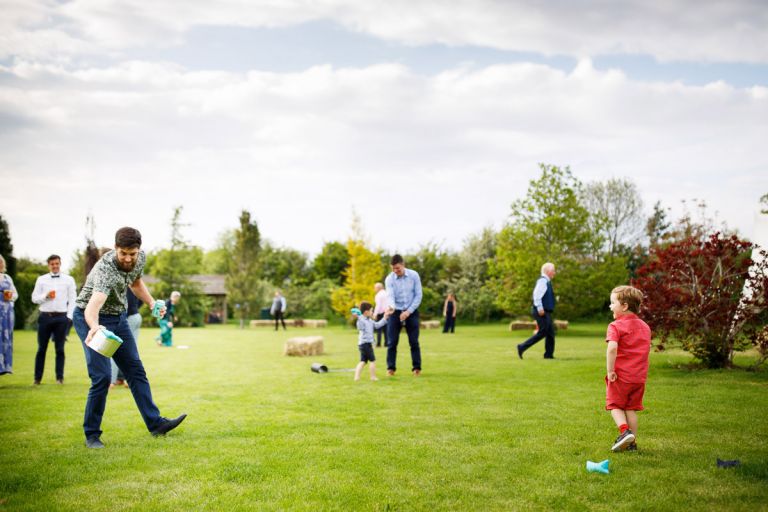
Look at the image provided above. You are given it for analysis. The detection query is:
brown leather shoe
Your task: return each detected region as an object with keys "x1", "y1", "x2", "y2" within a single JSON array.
[
  {"x1": 413, "y1": 369, "x2": 421, "y2": 377},
  {"x1": 386, "y1": 369, "x2": 395, "y2": 376}
]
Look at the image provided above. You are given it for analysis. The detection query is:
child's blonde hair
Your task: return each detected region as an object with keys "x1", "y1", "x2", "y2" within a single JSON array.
[{"x1": 611, "y1": 285, "x2": 643, "y2": 314}]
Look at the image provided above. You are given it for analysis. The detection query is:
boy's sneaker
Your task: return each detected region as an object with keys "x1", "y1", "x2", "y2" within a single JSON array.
[
  {"x1": 611, "y1": 429, "x2": 636, "y2": 452},
  {"x1": 626, "y1": 442, "x2": 638, "y2": 452}
]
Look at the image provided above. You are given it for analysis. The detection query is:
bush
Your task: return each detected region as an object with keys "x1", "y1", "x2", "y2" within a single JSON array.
[{"x1": 633, "y1": 233, "x2": 768, "y2": 368}]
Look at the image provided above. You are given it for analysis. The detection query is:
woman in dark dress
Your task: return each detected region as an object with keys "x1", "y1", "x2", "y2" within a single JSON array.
[{"x1": 442, "y1": 293, "x2": 457, "y2": 334}]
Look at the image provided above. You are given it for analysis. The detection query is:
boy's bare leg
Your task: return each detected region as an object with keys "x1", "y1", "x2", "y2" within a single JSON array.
[
  {"x1": 625, "y1": 410, "x2": 638, "y2": 434},
  {"x1": 369, "y1": 362, "x2": 378, "y2": 381},
  {"x1": 610, "y1": 409, "x2": 628, "y2": 428},
  {"x1": 354, "y1": 362, "x2": 365, "y2": 381}
]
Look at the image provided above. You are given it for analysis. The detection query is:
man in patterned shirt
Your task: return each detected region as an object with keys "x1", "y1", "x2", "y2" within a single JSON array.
[{"x1": 73, "y1": 227, "x2": 186, "y2": 449}]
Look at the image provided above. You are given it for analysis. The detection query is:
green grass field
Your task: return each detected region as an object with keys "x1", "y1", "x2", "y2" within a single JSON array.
[{"x1": 1, "y1": 323, "x2": 766, "y2": 511}]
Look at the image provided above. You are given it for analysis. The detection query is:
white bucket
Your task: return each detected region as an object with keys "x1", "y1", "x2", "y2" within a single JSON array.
[{"x1": 87, "y1": 328, "x2": 124, "y2": 357}]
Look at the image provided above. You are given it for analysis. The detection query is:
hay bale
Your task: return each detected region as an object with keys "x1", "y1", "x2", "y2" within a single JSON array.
[
  {"x1": 508, "y1": 320, "x2": 569, "y2": 331},
  {"x1": 250, "y1": 319, "x2": 298, "y2": 327},
  {"x1": 509, "y1": 321, "x2": 537, "y2": 331},
  {"x1": 284, "y1": 336, "x2": 324, "y2": 357},
  {"x1": 302, "y1": 319, "x2": 328, "y2": 328}
]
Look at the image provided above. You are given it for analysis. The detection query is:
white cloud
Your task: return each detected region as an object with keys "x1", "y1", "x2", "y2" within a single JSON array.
[
  {"x1": 3, "y1": 0, "x2": 768, "y2": 64},
  {"x1": 2, "y1": 55, "x2": 766, "y2": 270}
]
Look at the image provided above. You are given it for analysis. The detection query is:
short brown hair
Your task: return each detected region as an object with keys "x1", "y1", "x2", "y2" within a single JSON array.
[
  {"x1": 359, "y1": 301, "x2": 373, "y2": 313},
  {"x1": 115, "y1": 227, "x2": 142, "y2": 249},
  {"x1": 390, "y1": 254, "x2": 404, "y2": 266},
  {"x1": 611, "y1": 285, "x2": 643, "y2": 314},
  {"x1": 47, "y1": 254, "x2": 61, "y2": 263}
]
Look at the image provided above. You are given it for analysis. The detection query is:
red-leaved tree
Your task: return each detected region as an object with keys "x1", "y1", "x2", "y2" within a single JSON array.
[{"x1": 633, "y1": 233, "x2": 768, "y2": 368}]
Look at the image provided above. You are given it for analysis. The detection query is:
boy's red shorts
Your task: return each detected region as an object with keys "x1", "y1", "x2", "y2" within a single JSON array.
[{"x1": 605, "y1": 377, "x2": 645, "y2": 411}]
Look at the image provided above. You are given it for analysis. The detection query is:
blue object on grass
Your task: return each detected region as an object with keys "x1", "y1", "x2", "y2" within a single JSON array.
[{"x1": 586, "y1": 460, "x2": 610, "y2": 474}]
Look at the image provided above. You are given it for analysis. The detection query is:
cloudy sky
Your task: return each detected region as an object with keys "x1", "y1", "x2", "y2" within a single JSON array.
[{"x1": 2, "y1": 0, "x2": 767, "y2": 269}]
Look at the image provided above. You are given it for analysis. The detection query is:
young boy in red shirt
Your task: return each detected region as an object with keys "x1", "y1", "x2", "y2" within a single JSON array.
[{"x1": 605, "y1": 285, "x2": 651, "y2": 452}]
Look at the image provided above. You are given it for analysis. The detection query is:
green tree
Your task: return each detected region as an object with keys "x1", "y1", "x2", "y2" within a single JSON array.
[
  {"x1": 331, "y1": 239, "x2": 386, "y2": 319},
  {"x1": 258, "y1": 243, "x2": 310, "y2": 286},
  {"x1": 145, "y1": 206, "x2": 206, "y2": 327},
  {"x1": 645, "y1": 201, "x2": 671, "y2": 247},
  {"x1": 405, "y1": 243, "x2": 453, "y2": 289},
  {"x1": 301, "y1": 278, "x2": 340, "y2": 320},
  {"x1": 226, "y1": 210, "x2": 263, "y2": 328},
  {"x1": 445, "y1": 228, "x2": 501, "y2": 322},
  {"x1": 312, "y1": 241, "x2": 349, "y2": 285},
  {"x1": 203, "y1": 230, "x2": 235, "y2": 275},
  {"x1": 0, "y1": 215, "x2": 17, "y2": 279},
  {"x1": 14, "y1": 258, "x2": 48, "y2": 329},
  {"x1": 491, "y1": 164, "x2": 627, "y2": 319},
  {"x1": 583, "y1": 178, "x2": 644, "y2": 256}
]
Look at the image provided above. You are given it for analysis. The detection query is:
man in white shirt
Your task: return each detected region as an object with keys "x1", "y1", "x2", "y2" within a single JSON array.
[
  {"x1": 31, "y1": 254, "x2": 77, "y2": 384},
  {"x1": 373, "y1": 282, "x2": 389, "y2": 347}
]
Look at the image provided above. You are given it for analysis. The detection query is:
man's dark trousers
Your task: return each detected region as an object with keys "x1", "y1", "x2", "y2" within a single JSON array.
[
  {"x1": 386, "y1": 310, "x2": 422, "y2": 372},
  {"x1": 274, "y1": 311, "x2": 286, "y2": 330},
  {"x1": 73, "y1": 307, "x2": 163, "y2": 439},
  {"x1": 374, "y1": 312, "x2": 388, "y2": 347},
  {"x1": 35, "y1": 313, "x2": 68, "y2": 381},
  {"x1": 518, "y1": 307, "x2": 556, "y2": 358}
]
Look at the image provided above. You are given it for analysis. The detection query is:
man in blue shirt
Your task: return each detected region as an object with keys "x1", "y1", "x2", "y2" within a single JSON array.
[
  {"x1": 517, "y1": 262, "x2": 557, "y2": 359},
  {"x1": 384, "y1": 254, "x2": 423, "y2": 376}
]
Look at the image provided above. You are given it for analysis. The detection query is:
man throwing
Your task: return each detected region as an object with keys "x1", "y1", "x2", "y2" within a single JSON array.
[
  {"x1": 73, "y1": 227, "x2": 186, "y2": 448},
  {"x1": 517, "y1": 262, "x2": 557, "y2": 359},
  {"x1": 384, "y1": 254, "x2": 423, "y2": 376}
]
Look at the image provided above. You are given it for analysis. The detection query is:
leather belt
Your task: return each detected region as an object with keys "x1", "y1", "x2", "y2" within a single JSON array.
[{"x1": 40, "y1": 312, "x2": 67, "y2": 317}]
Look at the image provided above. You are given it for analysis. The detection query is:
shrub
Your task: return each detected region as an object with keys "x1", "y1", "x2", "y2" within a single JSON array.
[{"x1": 633, "y1": 233, "x2": 768, "y2": 368}]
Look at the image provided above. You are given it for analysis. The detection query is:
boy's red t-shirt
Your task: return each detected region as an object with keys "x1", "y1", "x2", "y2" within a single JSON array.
[{"x1": 606, "y1": 313, "x2": 651, "y2": 383}]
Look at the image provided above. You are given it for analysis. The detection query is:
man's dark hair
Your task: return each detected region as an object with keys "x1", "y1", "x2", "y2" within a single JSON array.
[
  {"x1": 47, "y1": 254, "x2": 61, "y2": 263},
  {"x1": 390, "y1": 254, "x2": 404, "y2": 266},
  {"x1": 115, "y1": 227, "x2": 142, "y2": 249},
  {"x1": 360, "y1": 301, "x2": 373, "y2": 313}
]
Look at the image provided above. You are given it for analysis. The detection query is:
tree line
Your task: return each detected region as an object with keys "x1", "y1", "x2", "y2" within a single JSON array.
[{"x1": 2, "y1": 165, "x2": 766, "y2": 368}]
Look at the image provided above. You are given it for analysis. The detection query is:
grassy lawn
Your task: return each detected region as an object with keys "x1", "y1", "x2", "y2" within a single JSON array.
[{"x1": 1, "y1": 322, "x2": 766, "y2": 511}]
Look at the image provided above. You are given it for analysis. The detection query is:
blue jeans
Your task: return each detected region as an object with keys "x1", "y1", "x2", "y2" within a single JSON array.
[
  {"x1": 73, "y1": 307, "x2": 163, "y2": 439},
  {"x1": 386, "y1": 310, "x2": 422, "y2": 372}
]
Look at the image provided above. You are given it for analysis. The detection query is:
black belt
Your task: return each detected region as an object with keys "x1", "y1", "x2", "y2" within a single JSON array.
[{"x1": 40, "y1": 312, "x2": 67, "y2": 317}]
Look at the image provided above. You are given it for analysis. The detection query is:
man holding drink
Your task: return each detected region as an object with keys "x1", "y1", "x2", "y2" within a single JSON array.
[{"x1": 31, "y1": 254, "x2": 77, "y2": 385}]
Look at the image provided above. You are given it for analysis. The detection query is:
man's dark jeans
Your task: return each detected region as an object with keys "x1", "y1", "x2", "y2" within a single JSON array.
[
  {"x1": 73, "y1": 307, "x2": 163, "y2": 439},
  {"x1": 518, "y1": 307, "x2": 556, "y2": 358},
  {"x1": 386, "y1": 309, "x2": 422, "y2": 372}
]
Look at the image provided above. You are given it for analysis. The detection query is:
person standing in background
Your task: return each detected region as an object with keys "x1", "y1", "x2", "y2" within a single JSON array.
[
  {"x1": 442, "y1": 293, "x2": 457, "y2": 334},
  {"x1": 384, "y1": 254, "x2": 423, "y2": 377},
  {"x1": 156, "y1": 291, "x2": 181, "y2": 347},
  {"x1": 373, "y1": 282, "x2": 389, "y2": 347},
  {"x1": 31, "y1": 254, "x2": 76, "y2": 384},
  {"x1": 0, "y1": 255, "x2": 18, "y2": 375},
  {"x1": 270, "y1": 290, "x2": 287, "y2": 331},
  {"x1": 517, "y1": 262, "x2": 557, "y2": 360},
  {"x1": 111, "y1": 288, "x2": 142, "y2": 387}
]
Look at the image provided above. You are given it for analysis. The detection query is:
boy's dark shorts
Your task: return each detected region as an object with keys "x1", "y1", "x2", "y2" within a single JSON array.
[
  {"x1": 359, "y1": 343, "x2": 375, "y2": 363},
  {"x1": 605, "y1": 376, "x2": 645, "y2": 410}
]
